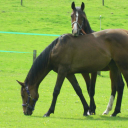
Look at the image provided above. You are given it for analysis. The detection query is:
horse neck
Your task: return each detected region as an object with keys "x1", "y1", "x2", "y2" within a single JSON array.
[
  {"x1": 24, "y1": 37, "x2": 59, "y2": 88},
  {"x1": 84, "y1": 19, "x2": 94, "y2": 34},
  {"x1": 25, "y1": 67, "x2": 51, "y2": 89}
]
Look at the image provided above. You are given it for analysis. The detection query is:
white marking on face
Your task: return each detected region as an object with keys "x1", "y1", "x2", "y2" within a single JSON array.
[{"x1": 73, "y1": 11, "x2": 78, "y2": 34}]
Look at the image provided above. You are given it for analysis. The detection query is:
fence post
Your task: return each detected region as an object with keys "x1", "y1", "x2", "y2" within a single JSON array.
[
  {"x1": 97, "y1": 15, "x2": 102, "y2": 76},
  {"x1": 33, "y1": 50, "x2": 37, "y2": 63},
  {"x1": 21, "y1": 0, "x2": 23, "y2": 6},
  {"x1": 100, "y1": 15, "x2": 102, "y2": 31},
  {"x1": 102, "y1": 0, "x2": 104, "y2": 6}
]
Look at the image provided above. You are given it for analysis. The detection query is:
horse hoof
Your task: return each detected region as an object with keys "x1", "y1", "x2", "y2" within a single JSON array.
[
  {"x1": 111, "y1": 112, "x2": 119, "y2": 117},
  {"x1": 83, "y1": 113, "x2": 89, "y2": 116},
  {"x1": 102, "y1": 113, "x2": 107, "y2": 115},
  {"x1": 83, "y1": 114, "x2": 88, "y2": 116},
  {"x1": 102, "y1": 110, "x2": 109, "y2": 115},
  {"x1": 88, "y1": 110, "x2": 95, "y2": 115},
  {"x1": 83, "y1": 111, "x2": 90, "y2": 116},
  {"x1": 110, "y1": 114, "x2": 116, "y2": 117},
  {"x1": 102, "y1": 112, "x2": 108, "y2": 115},
  {"x1": 87, "y1": 111, "x2": 90, "y2": 115},
  {"x1": 43, "y1": 114, "x2": 50, "y2": 117},
  {"x1": 90, "y1": 112, "x2": 95, "y2": 115}
]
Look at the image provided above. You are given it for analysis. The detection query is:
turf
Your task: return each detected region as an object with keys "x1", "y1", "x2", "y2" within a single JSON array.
[{"x1": 0, "y1": 0, "x2": 128, "y2": 127}]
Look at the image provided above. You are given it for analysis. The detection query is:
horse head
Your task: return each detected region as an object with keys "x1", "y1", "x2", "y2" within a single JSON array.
[
  {"x1": 71, "y1": 2, "x2": 86, "y2": 36},
  {"x1": 17, "y1": 80, "x2": 39, "y2": 115}
]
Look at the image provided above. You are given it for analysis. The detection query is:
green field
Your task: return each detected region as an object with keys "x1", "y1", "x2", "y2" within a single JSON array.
[{"x1": 1, "y1": 0, "x2": 128, "y2": 127}]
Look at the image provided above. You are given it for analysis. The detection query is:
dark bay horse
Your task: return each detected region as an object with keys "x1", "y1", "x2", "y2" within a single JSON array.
[
  {"x1": 71, "y1": 2, "x2": 98, "y2": 115},
  {"x1": 17, "y1": 29, "x2": 128, "y2": 117},
  {"x1": 71, "y1": 2, "x2": 94, "y2": 36},
  {"x1": 70, "y1": 2, "x2": 124, "y2": 116}
]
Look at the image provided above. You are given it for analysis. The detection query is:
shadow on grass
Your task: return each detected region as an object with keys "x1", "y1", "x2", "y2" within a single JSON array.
[{"x1": 31, "y1": 114, "x2": 128, "y2": 121}]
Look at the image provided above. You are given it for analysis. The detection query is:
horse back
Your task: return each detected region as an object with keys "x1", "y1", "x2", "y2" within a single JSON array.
[
  {"x1": 50, "y1": 29, "x2": 128, "y2": 73},
  {"x1": 50, "y1": 33, "x2": 111, "y2": 73}
]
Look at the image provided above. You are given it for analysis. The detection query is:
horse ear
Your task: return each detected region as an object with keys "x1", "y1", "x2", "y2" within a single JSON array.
[
  {"x1": 71, "y1": 2, "x2": 75, "y2": 10},
  {"x1": 81, "y1": 2, "x2": 85, "y2": 11},
  {"x1": 16, "y1": 80, "x2": 25, "y2": 87}
]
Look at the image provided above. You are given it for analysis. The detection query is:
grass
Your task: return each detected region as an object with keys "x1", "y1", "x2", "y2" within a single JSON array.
[{"x1": 0, "y1": 0, "x2": 128, "y2": 127}]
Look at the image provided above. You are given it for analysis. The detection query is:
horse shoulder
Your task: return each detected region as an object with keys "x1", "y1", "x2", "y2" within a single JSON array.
[{"x1": 50, "y1": 34, "x2": 73, "y2": 63}]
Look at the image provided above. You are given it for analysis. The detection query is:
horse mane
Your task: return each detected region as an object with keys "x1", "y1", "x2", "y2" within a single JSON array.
[
  {"x1": 84, "y1": 16, "x2": 95, "y2": 34},
  {"x1": 25, "y1": 38, "x2": 59, "y2": 85}
]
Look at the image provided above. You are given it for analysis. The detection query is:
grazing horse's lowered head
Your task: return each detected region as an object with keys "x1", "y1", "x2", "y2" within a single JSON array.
[
  {"x1": 17, "y1": 80, "x2": 39, "y2": 115},
  {"x1": 71, "y1": 2, "x2": 94, "y2": 36}
]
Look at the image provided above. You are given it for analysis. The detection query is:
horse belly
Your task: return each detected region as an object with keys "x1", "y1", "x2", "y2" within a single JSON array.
[{"x1": 70, "y1": 49, "x2": 111, "y2": 73}]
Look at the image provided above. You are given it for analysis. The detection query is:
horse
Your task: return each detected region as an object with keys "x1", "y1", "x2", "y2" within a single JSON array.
[
  {"x1": 70, "y1": 2, "x2": 124, "y2": 116},
  {"x1": 71, "y1": 2, "x2": 98, "y2": 115},
  {"x1": 71, "y1": 2, "x2": 94, "y2": 36},
  {"x1": 17, "y1": 29, "x2": 127, "y2": 117}
]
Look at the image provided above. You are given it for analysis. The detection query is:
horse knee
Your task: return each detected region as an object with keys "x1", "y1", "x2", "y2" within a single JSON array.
[{"x1": 89, "y1": 88, "x2": 95, "y2": 97}]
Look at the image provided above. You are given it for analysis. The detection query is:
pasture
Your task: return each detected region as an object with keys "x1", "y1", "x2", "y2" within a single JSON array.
[{"x1": 0, "y1": 0, "x2": 128, "y2": 127}]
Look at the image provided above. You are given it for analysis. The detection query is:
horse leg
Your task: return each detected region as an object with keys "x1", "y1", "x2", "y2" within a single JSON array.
[
  {"x1": 102, "y1": 71, "x2": 117, "y2": 115},
  {"x1": 108, "y1": 61, "x2": 124, "y2": 116},
  {"x1": 67, "y1": 74, "x2": 89, "y2": 116},
  {"x1": 43, "y1": 68, "x2": 66, "y2": 117},
  {"x1": 89, "y1": 72, "x2": 97, "y2": 115},
  {"x1": 111, "y1": 72, "x2": 124, "y2": 116},
  {"x1": 82, "y1": 73, "x2": 91, "y2": 94}
]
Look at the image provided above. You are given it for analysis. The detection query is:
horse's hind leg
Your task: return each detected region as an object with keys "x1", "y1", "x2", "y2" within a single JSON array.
[
  {"x1": 102, "y1": 81, "x2": 116, "y2": 115},
  {"x1": 111, "y1": 72, "x2": 124, "y2": 116},
  {"x1": 67, "y1": 74, "x2": 89, "y2": 116},
  {"x1": 108, "y1": 61, "x2": 124, "y2": 116},
  {"x1": 102, "y1": 68, "x2": 117, "y2": 115}
]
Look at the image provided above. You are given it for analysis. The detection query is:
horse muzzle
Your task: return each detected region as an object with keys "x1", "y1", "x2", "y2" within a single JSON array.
[
  {"x1": 72, "y1": 29, "x2": 79, "y2": 36},
  {"x1": 24, "y1": 110, "x2": 33, "y2": 116},
  {"x1": 23, "y1": 105, "x2": 33, "y2": 115}
]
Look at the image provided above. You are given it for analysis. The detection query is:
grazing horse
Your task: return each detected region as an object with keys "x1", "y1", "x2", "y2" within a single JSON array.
[
  {"x1": 17, "y1": 29, "x2": 127, "y2": 117},
  {"x1": 70, "y1": 2, "x2": 124, "y2": 116}
]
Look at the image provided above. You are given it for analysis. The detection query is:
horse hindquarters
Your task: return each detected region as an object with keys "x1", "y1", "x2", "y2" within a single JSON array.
[{"x1": 116, "y1": 59, "x2": 128, "y2": 87}]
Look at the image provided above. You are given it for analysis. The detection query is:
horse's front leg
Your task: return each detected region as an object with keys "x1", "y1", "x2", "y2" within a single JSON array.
[
  {"x1": 67, "y1": 74, "x2": 89, "y2": 116},
  {"x1": 82, "y1": 73, "x2": 91, "y2": 94},
  {"x1": 43, "y1": 67, "x2": 67, "y2": 117},
  {"x1": 89, "y1": 72, "x2": 97, "y2": 115}
]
